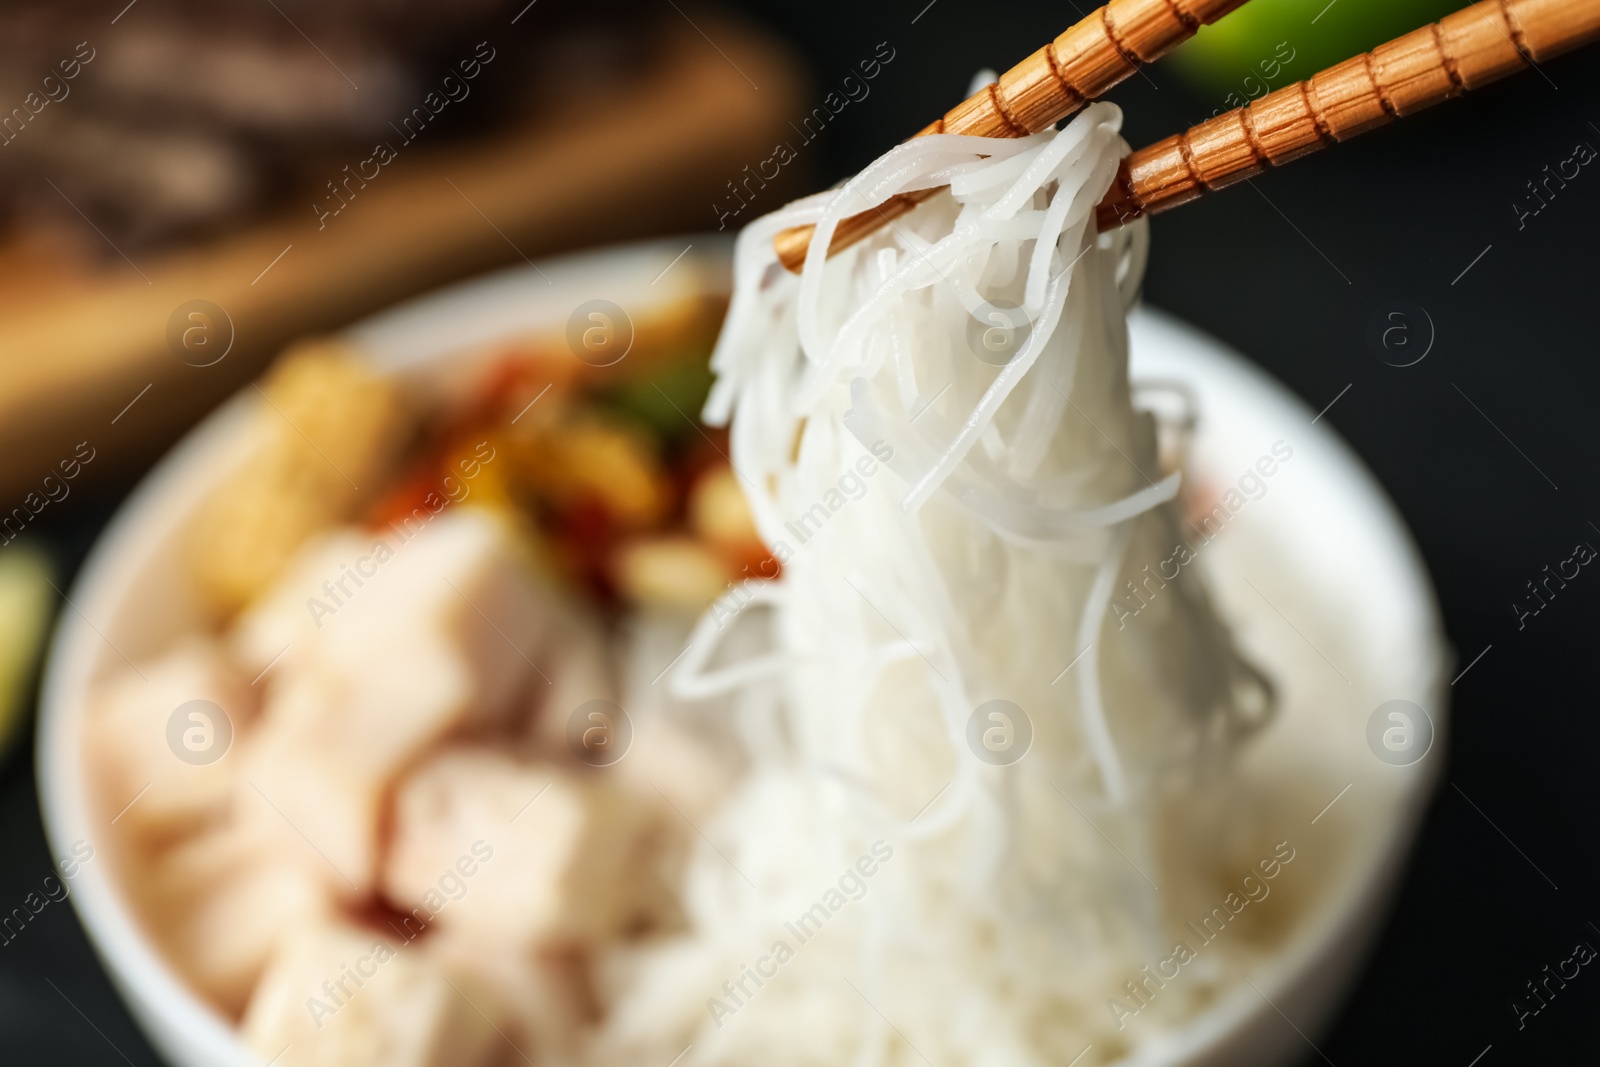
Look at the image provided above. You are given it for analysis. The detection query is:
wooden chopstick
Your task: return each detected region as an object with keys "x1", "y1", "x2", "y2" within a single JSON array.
[
  {"x1": 771, "y1": 0, "x2": 1253, "y2": 272},
  {"x1": 1095, "y1": 0, "x2": 1600, "y2": 230},
  {"x1": 776, "y1": 0, "x2": 1600, "y2": 272}
]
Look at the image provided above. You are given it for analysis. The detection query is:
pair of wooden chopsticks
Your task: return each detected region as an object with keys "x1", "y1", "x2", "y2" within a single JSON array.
[{"x1": 774, "y1": 0, "x2": 1600, "y2": 271}]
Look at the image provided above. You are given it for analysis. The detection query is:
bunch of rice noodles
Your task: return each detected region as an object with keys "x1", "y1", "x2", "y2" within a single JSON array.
[{"x1": 598, "y1": 102, "x2": 1273, "y2": 1067}]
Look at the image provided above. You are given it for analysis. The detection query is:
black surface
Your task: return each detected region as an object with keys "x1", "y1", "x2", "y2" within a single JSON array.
[{"x1": 3, "y1": 1, "x2": 1597, "y2": 1064}]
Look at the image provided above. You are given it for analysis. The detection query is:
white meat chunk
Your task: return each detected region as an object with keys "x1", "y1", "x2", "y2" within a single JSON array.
[
  {"x1": 125, "y1": 821, "x2": 331, "y2": 1017},
  {"x1": 615, "y1": 712, "x2": 733, "y2": 827},
  {"x1": 233, "y1": 508, "x2": 553, "y2": 722},
  {"x1": 229, "y1": 528, "x2": 369, "y2": 678},
  {"x1": 235, "y1": 509, "x2": 559, "y2": 898},
  {"x1": 240, "y1": 918, "x2": 500, "y2": 1067},
  {"x1": 528, "y1": 612, "x2": 617, "y2": 761},
  {"x1": 83, "y1": 635, "x2": 256, "y2": 844},
  {"x1": 384, "y1": 749, "x2": 655, "y2": 946},
  {"x1": 430, "y1": 931, "x2": 598, "y2": 1064}
]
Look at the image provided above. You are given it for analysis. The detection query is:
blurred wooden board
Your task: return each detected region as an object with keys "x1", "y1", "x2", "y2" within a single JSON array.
[{"x1": 0, "y1": 16, "x2": 806, "y2": 501}]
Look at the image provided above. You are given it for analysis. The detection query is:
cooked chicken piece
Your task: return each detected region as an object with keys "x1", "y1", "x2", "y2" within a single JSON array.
[
  {"x1": 229, "y1": 528, "x2": 371, "y2": 677},
  {"x1": 616, "y1": 712, "x2": 733, "y2": 827},
  {"x1": 83, "y1": 635, "x2": 255, "y2": 845},
  {"x1": 588, "y1": 934, "x2": 729, "y2": 1057},
  {"x1": 241, "y1": 918, "x2": 501, "y2": 1067},
  {"x1": 384, "y1": 749, "x2": 655, "y2": 946},
  {"x1": 307, "y1": 509, "x2": 552, "y2": 729},
  {"x1": 190, "y1": 342, "x2": 408, "y2": 613},
  {"x1": 234, "y1": 672, "x2": 397, "y2": 900},
  {"x1": 529, "y1": 612, "x2": 617, "y2": 762},
  {"x1": 236, "y1": 509, "x2": 557, "y2": 898},
  {"x1": 125, "y1": 822, "x2": 331, "y2": 1017},
  {"x1": 430, "y1": 932, "x2": 597, "y2": 1064},
  {"x1": 236, "y1": 509, "x2": 552, "y2": 710}
]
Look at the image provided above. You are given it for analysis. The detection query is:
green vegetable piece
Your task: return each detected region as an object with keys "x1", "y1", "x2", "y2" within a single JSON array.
[{"x1": 0, "y1": 547, "x2": 55, "y2": 764}]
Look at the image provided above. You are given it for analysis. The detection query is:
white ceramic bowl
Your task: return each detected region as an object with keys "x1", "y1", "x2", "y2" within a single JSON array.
[{"x1": 37, "y1": 237, "x2": 1449, "y2": 1067}]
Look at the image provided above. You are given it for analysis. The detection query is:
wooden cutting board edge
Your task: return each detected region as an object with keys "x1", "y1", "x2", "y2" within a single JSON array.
[{"x1": 0, "y1": 15, "x2": 809, "y2": 505}]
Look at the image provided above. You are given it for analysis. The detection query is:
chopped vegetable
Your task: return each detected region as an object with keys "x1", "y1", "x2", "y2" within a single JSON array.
[{"x1": 189, "y1": 340, "x2": 409, "y2": 613}]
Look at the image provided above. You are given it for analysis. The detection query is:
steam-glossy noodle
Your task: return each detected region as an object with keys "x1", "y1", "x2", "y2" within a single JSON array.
[{"x1": 599, "y1": 101, "x2": 1271, "y2": 1067}]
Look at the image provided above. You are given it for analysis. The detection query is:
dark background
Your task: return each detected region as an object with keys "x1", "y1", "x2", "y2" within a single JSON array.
[{"x1": 2, "y1": 1, "x2": 1597, "y2": 1064}]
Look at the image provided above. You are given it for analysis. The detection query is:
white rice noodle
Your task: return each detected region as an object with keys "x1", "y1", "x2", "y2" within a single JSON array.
[{"x1": 599, "y1": 102, "x2": 1274, "y2": 1067}]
